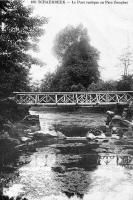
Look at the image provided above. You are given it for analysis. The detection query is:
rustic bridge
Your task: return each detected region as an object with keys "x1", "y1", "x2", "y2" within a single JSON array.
[{"x1": 13, "y1": 91, "x2": 133, "y2": 106}]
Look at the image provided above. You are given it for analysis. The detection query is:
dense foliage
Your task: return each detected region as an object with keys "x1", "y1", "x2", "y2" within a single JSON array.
[
  {"x1": 40, "y1": 25, "x2": 100, "y2": 92},
  {"x1": 0, "y1": 0, "x2": 47, "y2": 97},
  {"x1": 40, "y1": 73, "x2": 133, "y2": 92},
  {"x1": 87, "y1": 75, "x2": 133, "y2": 91},
  {"x1": 88, "y1": 80, "x2": 117, "y2": 91},
  {"x1": 117, "y1": 75, "x2": 133, "y2": 91}
]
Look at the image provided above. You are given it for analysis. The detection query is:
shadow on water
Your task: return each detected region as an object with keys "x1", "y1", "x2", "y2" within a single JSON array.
[
  {"x1": 0, "y1": 139, "x2": 19, "y2": 173},
  {"x1": 54, "y1": 125, "x2": 89, "y2": 137},
  {"x1": 49, "y1": 142, "x2": 99, "y2": 199},
  {"x1": 51, "y1": 143, "x2": 100, "y2": 199},
  {"x1": 53, "y1": 124, "x2": 103, "y2": 137}
]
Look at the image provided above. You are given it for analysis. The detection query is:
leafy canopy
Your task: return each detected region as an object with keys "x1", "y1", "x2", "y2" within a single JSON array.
[
  {"x1": 43, "y1": 24, "x2": 100, "y2": 92},
  {"x1": 0, "y1": 0, "x2": 47, "y2": 96}
]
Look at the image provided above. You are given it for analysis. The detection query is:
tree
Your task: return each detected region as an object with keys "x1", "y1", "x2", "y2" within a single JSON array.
[
  {"x1": 53, "y1": 24, "x2": 89, "y2": 62},
  {"x1": 115, "y1": 47, "x2": 133, "y2": 91},
  {"x1": 50, "y1": 24, "x2": 100, "y2": 91},
  {"x1": 0, "y1": 0, "x2": 47, "y2": 97},
  {"x1": 0, "y1": 1, "x2": 9, "y2": 12},
  {"x1": 30, "y1": 81, "x2": 41, "y2": 92},
  {"x1": 88, "y1": 80, "x2": 117, "y2": 91},
  {"x1": 117, "y1": 75, "x2": 133, "y2": 91},
  {"x1": 40, "y1": 72, "x2": 55, "y2": 92},
  {"x1": 119, "y1": 47, "x2": 133, "y2": 76}
]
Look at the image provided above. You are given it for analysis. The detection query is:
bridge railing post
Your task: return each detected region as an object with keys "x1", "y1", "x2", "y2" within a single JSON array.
[
  {"x1": 35, "y1": 94, "x2": 38, "y2": 104},
  {"x1": 76, "y1": 93, "x2": 78, "y2": 105},
  {"x1": 85, "y1": 93, "x2": 88, "y2": 104},
  {"x1": 116, "y1": 93, "x2": 119, "y2": 103},
  {"x1": 106, "y1": 93, "x2": 109, "y2": 103},
  {"x1": 96, "y1": 93, "x2": 99, "y2": 104},
  {"x1": 55, "y1": 94, "x2": 57, "y2": 105}
]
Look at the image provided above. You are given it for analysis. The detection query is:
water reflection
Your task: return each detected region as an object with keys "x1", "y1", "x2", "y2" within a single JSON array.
[
  {"x1": 3, "y1": 111, "x2": 133, "y2": 200},
  {"x1": 4, "y1": 143, "x2": 133, "y2": 200},
  {"x1": 98, "y1": 155, "x2": 133, "y2": 167}
]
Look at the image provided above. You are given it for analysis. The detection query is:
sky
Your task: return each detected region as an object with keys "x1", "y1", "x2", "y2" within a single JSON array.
[{"x1": 27, "y1": 0, "x2": 133, "y2": 83}]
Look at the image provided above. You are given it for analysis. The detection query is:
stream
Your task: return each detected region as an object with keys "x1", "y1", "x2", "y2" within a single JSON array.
[{"x1": 2, "y1": 109, "x2": 133, "y2": 200}]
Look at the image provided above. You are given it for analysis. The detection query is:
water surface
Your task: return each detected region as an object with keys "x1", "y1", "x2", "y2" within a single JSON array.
[{"x1": 3, "y1": 110, "x2": 133, "y2": 200}]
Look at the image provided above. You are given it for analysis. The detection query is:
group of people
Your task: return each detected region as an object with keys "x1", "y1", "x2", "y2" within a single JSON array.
[{"x1": 105, "y1": 100, "x2": 133, "y2": 137}]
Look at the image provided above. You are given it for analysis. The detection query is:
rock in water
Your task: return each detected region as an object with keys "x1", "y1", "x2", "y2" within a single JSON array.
[
  {"x1": 66, "y1": 137, "x2": 86, "y2": 141},
  {"x1": 21, "y1": 115, "x2": 40, "y2": 126},
  {"x1": 96, "y1": 133, "x2": 106, "y2": 139},
  {"x1": 46, "y1": 130, "x2": 66, "y2": 138},
  {"x1": 86, "y1": 132, "x2": 106, "y2": 140},
  {"x1": 33, "y1": 130, "x2": 66, "y2": 139},
  {"x1": 21, "y1": 136, "x2": 31, "y2": 142},
  {"x1": 56, "y1": 131, "x2": 66, "y2": 139},
  {"x1": 86, "y1": 132, "x2": 96, "y2": 139}
]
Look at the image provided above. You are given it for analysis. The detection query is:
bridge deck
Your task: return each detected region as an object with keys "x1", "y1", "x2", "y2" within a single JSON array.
[{"x1": 13, "y1": 91, "x2": 133, "y2": 106}]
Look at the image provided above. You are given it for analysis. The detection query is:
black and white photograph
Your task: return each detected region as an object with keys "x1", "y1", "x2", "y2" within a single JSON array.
[{"x1": 0, "y1": 0, "x2": 133, "y2": 199}]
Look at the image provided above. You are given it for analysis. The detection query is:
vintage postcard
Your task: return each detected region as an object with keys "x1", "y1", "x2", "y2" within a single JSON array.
[{"x1": 0, "y1": 0, "x2": 133, "y2": 200}]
